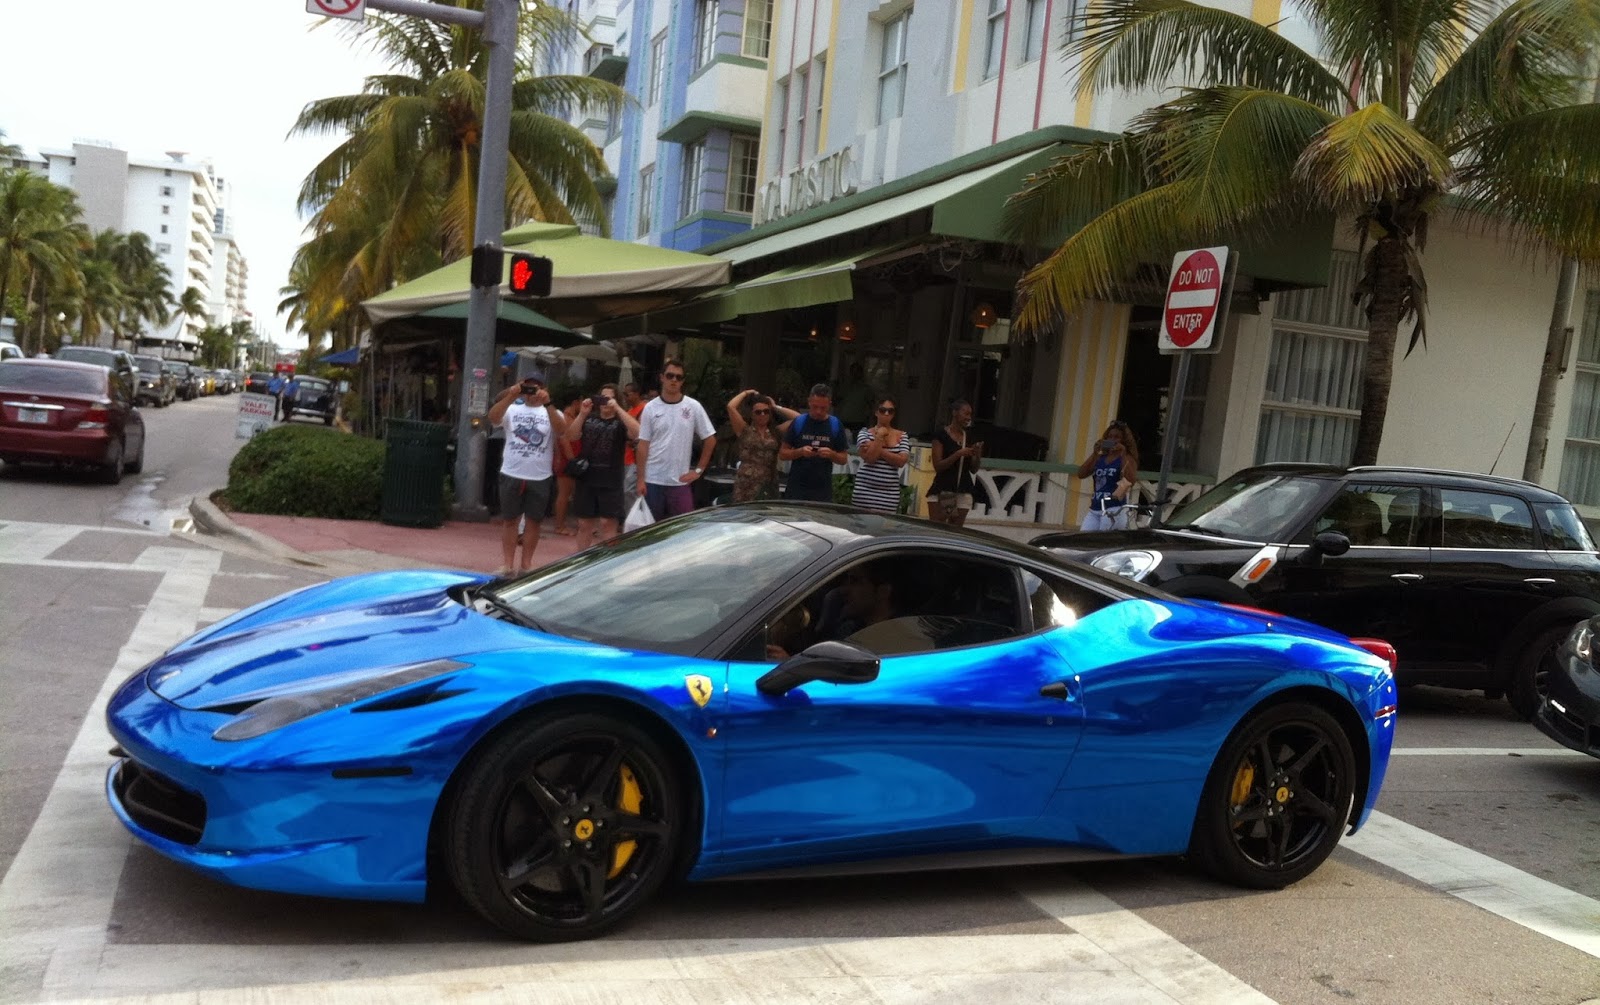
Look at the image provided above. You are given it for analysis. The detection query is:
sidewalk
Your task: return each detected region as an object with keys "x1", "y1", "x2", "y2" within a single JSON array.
[{"x1": 190, "y1": 493, "x2": 585, "y2": 575}]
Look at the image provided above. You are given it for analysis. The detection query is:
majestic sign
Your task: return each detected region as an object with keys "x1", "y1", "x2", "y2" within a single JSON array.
[
  {"x1": 306, "y1": 0, "x2": 365, "y2": 21},
  {"x1": 755, "y1": 147, "x2": 860, "y2": 225},
  {"x1": 1160, "y1": 246, "x2": 1231, "y2": 351}
]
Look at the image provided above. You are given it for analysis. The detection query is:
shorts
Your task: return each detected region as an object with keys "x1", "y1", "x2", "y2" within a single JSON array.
[
  {"x1": 1081, "y1": 506, "x2": 1130, "y2": 532},
  {"x1": 573, "y1": 477, "x2": 624, "y2": 521},
  {"x1": 498, "y1": 474, "x2": 554, "y2": 522},
  {"x1": 644, "y1": 483, "x2": 695, "y2": 520},
  {"x1": 933, "y1": 491, "x2": 974, "y2": 511}
]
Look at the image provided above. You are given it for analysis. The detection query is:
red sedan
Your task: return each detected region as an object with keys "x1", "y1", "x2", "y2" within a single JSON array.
[{"x1": 0, "y1": 359, "x2": 146, "y2": 484}]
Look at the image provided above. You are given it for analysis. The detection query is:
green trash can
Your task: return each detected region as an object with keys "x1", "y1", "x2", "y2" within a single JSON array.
[{"x1": 381, "y1": 418, "x2": 451, "y2": 528}]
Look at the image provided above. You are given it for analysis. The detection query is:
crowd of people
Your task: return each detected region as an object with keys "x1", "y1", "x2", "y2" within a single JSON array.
[{"x1": 486, "y1": 361, "x2": 1141, "y2": 573}]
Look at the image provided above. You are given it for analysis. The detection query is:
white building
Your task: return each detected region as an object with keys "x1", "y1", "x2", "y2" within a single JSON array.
[
  {"x1": 38, "y1": 143, "x2": 226, "y2": 359},
  {"x1": 207, "y1": 173, "x2": 250, "y2": 332}
]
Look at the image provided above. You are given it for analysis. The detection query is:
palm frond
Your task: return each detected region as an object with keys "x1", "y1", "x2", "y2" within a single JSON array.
[
  {"x1": 1453, "y1": 100, "x2": 1600, "y2": 259},
  {"x1": 1071, "y1": 0, "x2": 1350, "y2": 110},
  {"x1": 1294, "y1": 102, "x2": 1454, "y2": 205}
]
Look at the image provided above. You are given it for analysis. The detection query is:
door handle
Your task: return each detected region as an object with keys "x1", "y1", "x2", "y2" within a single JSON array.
[
  {"x1": 1040, "y1": 681, "x2": 1071, "y2": 700},
  {"x1": 1390, "y1": 573, "x2": 1424, "y2": 583},
  {"x1": 1524, "y1": 578, "x2": 1556, "y2": 585}
]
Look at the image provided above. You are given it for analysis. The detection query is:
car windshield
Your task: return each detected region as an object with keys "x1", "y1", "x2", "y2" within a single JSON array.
[
  {"x1": 0, "y1": 362, "x2": 105, "y2": 395},
  {"x1": 1163, "y1": 471, "x2": 1332, "y2": 541},
  {"x1": 134, "y1": 357, "x2": 163, "y2": 374},
  {"x1": 299, "y1": 378, "x2": 329, "y2": 391},
  {"x1": 491, "y1": 514, "x2": 828, "y2": 655},
  {"x1": 164, "y1": 363, "x2": 186, "y2": 374}
]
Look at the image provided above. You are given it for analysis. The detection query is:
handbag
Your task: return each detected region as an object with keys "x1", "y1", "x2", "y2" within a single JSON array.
[{"x1": 567, "y1": 456, "x2": 591, "y2": 479}]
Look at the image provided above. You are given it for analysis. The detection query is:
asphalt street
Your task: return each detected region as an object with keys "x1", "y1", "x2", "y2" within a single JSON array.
[{"x1": 0, "y1": 393, "x2": 1595, "y2": 1004}]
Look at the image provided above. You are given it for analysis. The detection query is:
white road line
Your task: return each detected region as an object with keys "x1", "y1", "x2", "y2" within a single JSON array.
[
  {"x1": 1391, "y1": 747, "x2": 1589, "y2": 757},
  {"x1": 0, "y1": 523, "x2": 86, "y2": 563},
  {"x1": 1344, "y1": 810, "x2": 1600, "y2": 958},
  {"x1": 1016, "y1": 875, "x2": 1277, "y2": 1005},
  {"x1": 0, "y1": 518, "x2": 166, "y2": 537},
  {"x1": 0, "y1": 545, "x2": 220, "y2": 1000}
]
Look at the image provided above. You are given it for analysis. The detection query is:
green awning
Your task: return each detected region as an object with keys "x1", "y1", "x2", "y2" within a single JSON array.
[
  {"x1": 592, "y1": 243, "x2": 910, "y2": 340},
  {"x1": 379, "y1": 298, "x2": 592, "y2": 349},
  {"x1": 658, "y1": 110, "x2": 762, "y2": 144}
]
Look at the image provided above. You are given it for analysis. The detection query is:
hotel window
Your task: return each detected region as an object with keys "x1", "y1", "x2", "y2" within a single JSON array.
[
  {"x1": 637, "y1": 164, "x2": 655, "y2": 236},
  {"x1": 1256, "y1": 251, "x2": 1367, "y2": 465},
  {"x1": 726, "y1": 135, "x2": 759, "y2": 214},
  {"x1": 680, "y1": 141, "x2": 705, "y2": 219},
  {"x1": 1559, "y1": 291, "x2": 1600, "y2": 505},
  {"x1": 161, "y1": 205, "x2": 170, "y2": 215},
  {"x1": 694, "y1": 0, "x2": 720, "y2": 71},
  {"x1": 1023, "y1": 0, "x2": 1047, "y2": 62},
  {"x1": 743, "y1": 0, "x2": 773, "y2": 59},
  {"x1": 648, "y1": 32, "x2": 666, "y2": 106},
  {"x1": 774, "y1": 79, "x2": 789, "y2": 172},
  {"x1": 812, "y1": 54, "x2": 827, "y2": 152},
  {"x1": 793, "y1": 68, "x2": 809, "y2": 163},
  {"x1": 877, "y1": 10, "x2": 911, "y2": 126},
  {"x1": 160, "y1": 185, "x2": 174, "y2": 196},
  {"x1": 159, "y1": 224, "x2": 168, "y2": 234},
  {"x1": 984, "y1": 0, "x2": 1006, "y2": 79}
]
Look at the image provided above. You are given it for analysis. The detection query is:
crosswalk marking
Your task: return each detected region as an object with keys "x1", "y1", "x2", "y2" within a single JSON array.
[{"x1": 1391, "y1": 747, "x2": 1588, "y2": 757}]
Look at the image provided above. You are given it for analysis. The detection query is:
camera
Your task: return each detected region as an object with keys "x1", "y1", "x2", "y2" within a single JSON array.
[{"x1": 1097, "y1": 438, "x2": 1119, "y2": 452}]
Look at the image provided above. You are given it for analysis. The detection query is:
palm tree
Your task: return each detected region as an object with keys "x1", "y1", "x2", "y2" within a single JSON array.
[
  {"x1": 1006, "y1": 0, "x2": 1600, "y2": 465},
  {"x1": 72, "y1": 244, "x2": 123, "y2": 348},
  {"x1": 178, "y1": 285, "x2": 209, "y2": 324},
  {"x1": 289, "y1": 0, "x2": 623, "y2": 303},
  {"x1": 0, "y1": 169, "x2": 87, "y2": 329}
]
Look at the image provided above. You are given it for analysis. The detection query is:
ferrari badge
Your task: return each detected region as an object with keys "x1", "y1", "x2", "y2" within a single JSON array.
[{"x1": 685, "y1": 674, "x2": 714, "y2": 708}]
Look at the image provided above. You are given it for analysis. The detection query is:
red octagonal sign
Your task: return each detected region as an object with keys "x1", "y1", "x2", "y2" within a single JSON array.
[
  {"x1": 1161, "y1": 247, "x2": 1230, "y2": 350},
  {"x1": 307, "y1": 0, "x2": 365, "y2": 21}
]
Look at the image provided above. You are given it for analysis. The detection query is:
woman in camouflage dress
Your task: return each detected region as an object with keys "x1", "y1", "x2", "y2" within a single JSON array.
[{"x1": 726, "y1": 389, "x2": 799, "y2": 502}]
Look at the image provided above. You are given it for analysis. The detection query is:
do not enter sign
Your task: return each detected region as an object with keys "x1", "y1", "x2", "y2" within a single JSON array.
[
  {"x1": 307, "y1": 0, "x2": 365, "y2": 21},
  {"x1": 1161, "y1": 246, "x2": 1231, "y2": 351}
]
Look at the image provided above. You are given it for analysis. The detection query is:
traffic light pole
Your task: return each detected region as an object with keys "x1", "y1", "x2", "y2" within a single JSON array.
[{"x1": 364, "y1": 0, "x2": 514, "y2": 522}]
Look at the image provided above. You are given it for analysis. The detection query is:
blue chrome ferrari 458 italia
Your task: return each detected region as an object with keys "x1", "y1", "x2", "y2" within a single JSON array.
[{"x1": 107, "y1": 505, "x2": 1398, "y2": 941}]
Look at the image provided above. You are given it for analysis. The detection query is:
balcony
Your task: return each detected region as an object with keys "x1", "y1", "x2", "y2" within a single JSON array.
[
  {"x1": 584, "y1": 43, "x2": 627, "y2": 83},
  {"x1": 661, "y1": 58, "x2": 766, "y2": 143}
]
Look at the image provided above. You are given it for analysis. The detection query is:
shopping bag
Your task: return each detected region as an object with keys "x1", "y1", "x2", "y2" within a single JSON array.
[{"x1": 623, "y1": 496, "x2": 655, "y2": 532}]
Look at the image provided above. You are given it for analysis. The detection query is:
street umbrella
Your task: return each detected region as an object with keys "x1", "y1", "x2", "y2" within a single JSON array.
[
  {"x1": 361, "y1": 222, "x2": 730, "y2": 329},
  {"x1": 554, "y1": 342, "x2": 619, "y2": 365},
  {"x1": 378, "y1": 300, "x2": 589, "y2": 349}
]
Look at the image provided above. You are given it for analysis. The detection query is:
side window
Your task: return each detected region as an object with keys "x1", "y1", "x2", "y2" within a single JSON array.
[
  {"x1": 758, "y1": 554, "x2": 1026, "y2": 660},
  {"x1": 1440, "y1": 489, "x2": 1536, "y2": 550},
  {"x1": 1536, "y1": 504, "x2": 1596, "y2": 552},
  {"x1": 1311, "y1": 484, "x2": 1423, "y2": 547},
  {"x1": 1022, "y1": 569, "x2": 1114, "y2": 630}
]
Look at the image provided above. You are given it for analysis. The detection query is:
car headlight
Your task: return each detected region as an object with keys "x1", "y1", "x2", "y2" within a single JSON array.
[
  {"x1": 211, "y1": 658, "x2": 468, "y2": 741},
  {"x1": 1090, "y1": 550, "x2": 1162, "y2": 581},
  {"x1": 1570, "y1": 623, "x2": 1593, "y2": 670}
]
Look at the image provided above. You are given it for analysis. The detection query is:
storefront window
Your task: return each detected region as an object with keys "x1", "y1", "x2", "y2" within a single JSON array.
[
  {"x1": 1256, "y1": 250, "x2": 1366, "y2": 465},
  {"x1": 1559, "y1": 290, "x2": 1600, "y2": 506},
  {"x1": 877, "y1": 11, "x2": 911, "y2": 126}
]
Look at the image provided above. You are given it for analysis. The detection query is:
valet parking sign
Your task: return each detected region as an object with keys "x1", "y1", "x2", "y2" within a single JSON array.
[{"x1": 1160, "y1": 246, "x2": 1232, "y2": 351}]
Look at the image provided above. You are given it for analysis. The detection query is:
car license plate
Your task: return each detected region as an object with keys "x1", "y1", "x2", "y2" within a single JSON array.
[{"x1": 18, "y1": 408, "x2": 49, "y2": 424}]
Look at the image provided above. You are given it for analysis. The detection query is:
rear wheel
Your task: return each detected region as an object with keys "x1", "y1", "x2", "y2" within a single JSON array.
[
  {"x1": 1508, "y1": 623, "x2": 1572, "y2": 720},
  {"x1": 445, "y1": 713, "x2": 683, "y2": 942},
  {"x1": 1190, "y1": 702, "x2": 1355, "y2": 889},
  {"x1": 99, "y1": 440, "x2": 124, "y2": 485},
  {"x1": 125, "y1": 436, "x2": 145, "y2": 475}
]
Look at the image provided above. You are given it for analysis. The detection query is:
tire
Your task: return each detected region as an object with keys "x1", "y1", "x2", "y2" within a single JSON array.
[
  {"x1": 126, "y1": 436, "x2": 144, "y2": 475},
  {"x1": 323, "y1": 414, "x2": 333, "y2": 426},
  {"x1": 99, "y1": 440, "x2": 124, "y2": 485},
  {"x1": 1189, "y1": 701, "x2": 1355, "y2": 889},
  {"x1": 1508, "y1": 623, "x2": 1573, "y2": 720},
  {"x1": 445, "y1": 712, "x2": 683, "y2": 942}
]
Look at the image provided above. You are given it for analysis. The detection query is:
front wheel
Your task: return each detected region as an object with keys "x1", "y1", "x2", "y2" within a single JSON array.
[
  {"x1": 1508, "y1": 623, "x2": 1572, "y2": 720},
  {"x1": 1189, "y1": 702, "x2": 1355, "y2": 889},
  {"x1": 445, "y1": 713, "x2": 684, "y2": 942}
]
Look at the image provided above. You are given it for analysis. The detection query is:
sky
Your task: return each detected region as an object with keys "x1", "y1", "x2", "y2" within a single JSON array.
[{"x1": 0, "y1": 2, "x2": 394, "y2": 349}]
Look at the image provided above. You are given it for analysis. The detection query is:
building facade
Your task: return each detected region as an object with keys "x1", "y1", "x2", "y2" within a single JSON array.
[
  {"x1": 37, "y1": 143, "x2": 230, "y2": 359},
  {"x1": 589, "y1": 1, "x2": 1600, "y2": 523},
  {"x1": 207, "y1": 173, "x2": 250, "y2": 336}
]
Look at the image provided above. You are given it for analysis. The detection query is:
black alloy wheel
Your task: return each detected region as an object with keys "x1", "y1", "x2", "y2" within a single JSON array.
[
  {"x1": 446, "y1": 713, "x2": 682, "y2": 941},
  {"x1": 1190, "y1": 702, "x2": 1355, "y2": 888},
  {"x1": 1508, "y1": 624, "x2": 1571, "y2": 721}
]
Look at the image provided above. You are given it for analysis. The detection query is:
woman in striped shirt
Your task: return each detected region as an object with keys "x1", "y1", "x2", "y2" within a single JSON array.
[{"x1": 852, "y1": 398, "x2": 910, "y2": 513}]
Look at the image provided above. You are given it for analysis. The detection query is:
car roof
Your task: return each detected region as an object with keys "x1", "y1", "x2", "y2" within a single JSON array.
[
  {"x1": 1243, "y1": 462, "x2": 1571, "y2": 505},
  {"x1": 1, "y1": 358, "x2": 109, "y2": 374}
]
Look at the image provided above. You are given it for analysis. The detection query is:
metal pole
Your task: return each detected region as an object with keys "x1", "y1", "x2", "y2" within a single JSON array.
[{"x1": 1151, "y1": 350, "x2": 1192, "y2": 527}]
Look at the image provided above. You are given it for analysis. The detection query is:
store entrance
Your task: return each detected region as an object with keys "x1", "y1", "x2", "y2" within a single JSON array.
[{"x1": 1116, "y1": 306, "x2": 1211, "y2": 473}]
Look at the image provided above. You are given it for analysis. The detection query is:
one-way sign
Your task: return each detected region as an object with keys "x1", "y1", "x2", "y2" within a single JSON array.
[{"x1": 307, "y1": 0, "x2": 365, "y2": 21}]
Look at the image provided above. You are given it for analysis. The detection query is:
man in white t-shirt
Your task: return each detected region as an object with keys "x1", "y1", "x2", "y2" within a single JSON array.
[
  {"x1": 634, "y1": 359, "x2": 717, "y2": 520},
  {"x1": 488, "y1": 371, "x2": 567, "y2": 574}
]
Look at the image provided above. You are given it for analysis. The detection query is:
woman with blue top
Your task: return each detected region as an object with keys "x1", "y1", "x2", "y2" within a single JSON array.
[{"x1": 1076, "y1": 420, "x2": 1139, "y2": 531}]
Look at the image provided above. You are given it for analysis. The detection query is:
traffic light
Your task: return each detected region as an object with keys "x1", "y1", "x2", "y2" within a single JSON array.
[{"x1": 508, "y1": 253, "x2": 553, "y2": 297}]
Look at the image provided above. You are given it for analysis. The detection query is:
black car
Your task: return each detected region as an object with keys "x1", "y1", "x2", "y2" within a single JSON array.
[
  {"x1": 244, "y1": 371, "x2": 273, "y2": 395},
  {"x1": 164, "y1": 361, "x2": 198, "y2": 400},
  {"x1": 1034, "y1": 464, "x2": 1600, "y2": 718},
  {"x1": 130, "y1": 355, "x2": 175, "y2": 407},
  {"x1": 286, "y1": 376, "x2": 336, "y2": 424}
]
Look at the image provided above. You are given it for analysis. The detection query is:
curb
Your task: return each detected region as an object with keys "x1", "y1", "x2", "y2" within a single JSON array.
[{"x1": 188, "y1": 491, "x2": 337, "y2": 570}]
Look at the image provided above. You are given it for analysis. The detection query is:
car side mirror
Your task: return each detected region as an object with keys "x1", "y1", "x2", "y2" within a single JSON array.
[
  {"x1": 1301, "y1": 530, "x2": 1351, "y2": 566},
  {"x1": 756, "y1": 640, "x2": 880, "y2": 696}
]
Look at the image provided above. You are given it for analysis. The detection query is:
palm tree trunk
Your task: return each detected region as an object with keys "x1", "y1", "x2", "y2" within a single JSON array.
[
  {"x1": 1522, "y1": 258, "x2": 1581, "y2": 482},
  {"x1": 1352, "y1": 236, "x2": 1408, "y2": 466}
]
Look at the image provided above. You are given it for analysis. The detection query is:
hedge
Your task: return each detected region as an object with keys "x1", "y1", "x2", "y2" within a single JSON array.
[{"x1": 226, "y1": 424, "x2": 385, "y2": 520}]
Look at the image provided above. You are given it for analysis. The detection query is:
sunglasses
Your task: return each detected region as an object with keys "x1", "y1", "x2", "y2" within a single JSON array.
[
  {"x1": 877, "y1": 406, "x2": 896, "y2": 414},
  {"x1": 662, "y1": 372, "x2": 685, "y2": 381},
  {"x1": 752, "y1": 408, "x2": 771, "y2": 415}
]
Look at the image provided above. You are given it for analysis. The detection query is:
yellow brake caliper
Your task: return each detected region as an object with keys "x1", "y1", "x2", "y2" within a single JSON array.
[
  {"x1": 1230, "y1": 760, "x2": 1256, "y2": 813},
  {"x1": 608, "y1": 764, "x2": 642, "y2": 878}
]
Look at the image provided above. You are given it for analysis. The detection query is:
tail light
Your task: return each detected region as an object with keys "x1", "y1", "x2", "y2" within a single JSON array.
[
  {"x1": 1349, "y1": 637, "x2": 1397, "y2": 674},
  {"x1": 77, "y1": 405, "x2": 111, "y2": 430}
]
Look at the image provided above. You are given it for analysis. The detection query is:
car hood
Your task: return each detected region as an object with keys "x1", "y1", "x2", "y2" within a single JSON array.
[
  {"x1": 146, "y1": 571, "x2": 569, "y2": 709},
  {"x1": 1033, "y1": 528, "x2": 1264, "y2": 559}
]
